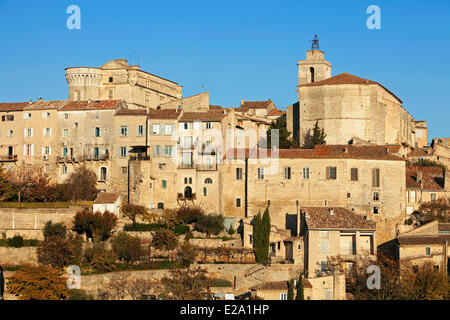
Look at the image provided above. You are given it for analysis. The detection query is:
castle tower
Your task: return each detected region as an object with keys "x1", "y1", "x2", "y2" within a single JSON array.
[
  {"x1": 65, "y1": 67, "x2": 103, "y2": 101},
  {"x1": 297, "y1": 35, "x2": 332, "y2": 90}
]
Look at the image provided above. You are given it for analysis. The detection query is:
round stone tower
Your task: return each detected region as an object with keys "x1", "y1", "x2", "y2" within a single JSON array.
[{"x1": 65, "y1": 67, "x2": 103, "y2": 101}]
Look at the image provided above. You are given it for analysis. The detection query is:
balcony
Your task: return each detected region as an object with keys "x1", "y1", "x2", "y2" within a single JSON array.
[
  {"x1": 198, "y1": 144, "x2": 217, "y2": 155},
  {"x1": 130, "y1": 155, "x2": 150, "y2": 161},
  {"x1": 0, "y1": 154, "x2": 17, "y2": 162},
  {"x1": 197, "y1": 163, "x2": 217, "y2": 171},
  {"x1": 179, "y1": 163, "x2": 195, "y2": 169},
  {"x1": 83, "y1": 154, "x2": 109, "y2": 161}
]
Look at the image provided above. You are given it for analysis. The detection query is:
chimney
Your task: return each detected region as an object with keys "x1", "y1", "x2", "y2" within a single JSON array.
[
  {"x1": 445, "y1": 169, "x2": 450, "y2": 192},
  {"x1": 417, "y1": 171, "x2": 423, "y2": 188},
  {"x1": 241, "y1": 99, "x2": 244, "y2": 106}
]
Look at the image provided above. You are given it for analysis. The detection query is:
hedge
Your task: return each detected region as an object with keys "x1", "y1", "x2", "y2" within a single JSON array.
[
  {"x1": 0, "y1": 201, "x2": 93, "y2": 209},
  {"x1": 173, "y1": 224, "x2": 189, "y2": 235},
  {"x1": 213, "y1": 278, "x2": 232, "y2": 287},
  {"x1": 0, "y1": 237, "x2": 40, "y2": 247}
]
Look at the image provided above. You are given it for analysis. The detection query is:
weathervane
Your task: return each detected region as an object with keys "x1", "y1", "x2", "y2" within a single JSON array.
[{"x1": 311, "y1": 35, "x2": 319, "y2": 50}]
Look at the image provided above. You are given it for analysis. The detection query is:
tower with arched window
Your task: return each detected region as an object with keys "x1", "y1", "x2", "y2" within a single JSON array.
[{"x1": 297, "y1": 36, "x2": 332, "y2": 88}]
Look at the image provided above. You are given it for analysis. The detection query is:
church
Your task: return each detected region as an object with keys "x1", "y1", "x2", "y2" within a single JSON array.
[{"x1": 286, "y1": 36, "x2": 424, "y2": 153}]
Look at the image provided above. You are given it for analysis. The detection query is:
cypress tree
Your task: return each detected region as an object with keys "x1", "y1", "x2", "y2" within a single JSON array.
[
  {"x1": 252, "y1": 211, "x2": 263, "y2": 263},
  {"x1": 312, "y1": 121, "x2": 326, "y2": 147},
  {"x1": 261, "y1": 207, "x2": 271, "y2": 262},
  {"x1": 295, "y1": 273, "x2": 305, "y2": 300},
  {"x1": 287, "y1": 279, "x2": 295, "y2": 300}
]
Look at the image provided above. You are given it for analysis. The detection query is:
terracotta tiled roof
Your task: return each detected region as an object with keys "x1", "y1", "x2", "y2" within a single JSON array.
[
  {"x1": 94, "y1": 192, "x2": 119, "y2": 204},
  {"x1": 267, "y1": 108, "x2": 285, "y2": 116},
  {"x1": 225, "y1": 145, "x2": 403, "y2": 161},
  {"x1": 209, "y1": 105, "x2": 224, "y2": 111},
  {"x1": 250, "y1": 280, "x2": 312, "y2": 291},
  {"x1": 299, "y1": 73, "x2": 403, "y2": 103},
  {"x1": 240, "y1": 99, "x2": 273, "y2": 109},
  {"x1": 115, "y1": 109, "x2": 146, "y2": 116},
  {"x1": 179, "y1": 110, "x2": 225, "y2": 122},
  {"x1": 405, "y1": 167, "x2": 444, "y2": 191},
  {"x1": 398, "y1": 235, "x2": 450, "y2": 246},
  {"x1": 60, "y1": 100, "x2": 122, "y2": 111},
  {"x1": 302, "y1": 207, "x2": 376, "y2": 230},
  {"x1": 147, "y1": 109, "x2": 181, "y2": 120},
  {"x1": 0, "y1": 102, "x2": 29, "y2": 111},
  {"x1": 408, "y1": 148, "x2": 435, "y2": 157},
  {"x1": 438, "y1": 223, "x2": 450, "y2": 232}
]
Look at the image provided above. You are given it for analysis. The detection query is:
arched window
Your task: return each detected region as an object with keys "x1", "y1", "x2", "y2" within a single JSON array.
[
  {"x1": 310, "y1": 67, "x2": 315, "y2": 83},
  {"x1": 204, "y1": 178, "x2": 212, "y2": 184},
  {"x1": 184, "y1": 186, "x2": 193, "y2": 199}
]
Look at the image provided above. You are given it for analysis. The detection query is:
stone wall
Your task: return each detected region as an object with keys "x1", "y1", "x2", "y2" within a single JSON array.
[{"x1": 0, "y1": 247, "x2": 37, "y2": 265}]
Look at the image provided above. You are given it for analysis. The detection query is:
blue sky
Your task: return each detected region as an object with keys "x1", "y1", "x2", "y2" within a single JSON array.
[{"x1": 0, "y1": 0, "x2": 449, "y2": 142}]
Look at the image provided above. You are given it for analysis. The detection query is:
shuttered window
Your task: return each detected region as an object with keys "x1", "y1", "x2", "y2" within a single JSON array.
[
  {"x1": 326, "y1": 167, "x2": 337, "y2": 180},
  {"x1": 372, "y1": 168, "x2": 380, "y2": 187},
  {"x1": 351, "y1": 168, "x2": 358, "y2": 181}
]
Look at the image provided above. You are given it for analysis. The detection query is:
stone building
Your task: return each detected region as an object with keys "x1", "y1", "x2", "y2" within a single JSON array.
[
  {"x1": 65, "y1": 59, "x2": 182, "y2": 109},
  {"x1": 287, "y1": 46, "x2": 420, "y2": 151},
  {"x1": 395, "y1": 221, "x2": 449, "y2": 273},
  {"x1": 405, "y1": 166, "x2": 450, "y2": 214},
  {"x1": 221, "y1": 145, "x2": 406, "y2": 243}
]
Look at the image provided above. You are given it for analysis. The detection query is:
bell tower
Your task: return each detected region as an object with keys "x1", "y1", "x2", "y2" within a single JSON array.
[{"x1": 297, "y1": 35, "x2": 332, "y2": 90}]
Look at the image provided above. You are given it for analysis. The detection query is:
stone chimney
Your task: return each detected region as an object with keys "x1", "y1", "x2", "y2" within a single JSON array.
[
  {"x1": 417, "y1": 171, "x2": 423, "y2": 188},
  {"x1": 445, "y1": 169, "x2": 450, "y2": 192},
  {"x1": 332, "y1": 266, "x2": 341, "y2": 300},
  {"x1": 240, "y1": 99, "x2": 244, "y2": 106}
]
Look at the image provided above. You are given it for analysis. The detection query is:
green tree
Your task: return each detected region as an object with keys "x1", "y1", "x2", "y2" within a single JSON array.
[
  {"x1": 252, "y1": 211, "x2": 264, "y2": 263},
  {"x1": 121, "y1": 203, "x2": 149, "y2": 224},
  {"x1": 287, "y1": 279, "x2": 295, "y2": 300},
  {"x1": 194, "y1": 214, "x2": 224, "y2": 237},
  {"x1": 72, "y1": 208, "x2": 118, "y2": 241},
  {"x1": 82, "y1": 241, "x2": 117, "y2": 273},
  {"x1": 310, "y1": 121, "x2": 326, "y2": 148},
  {"x1": 296, "y1": 273, "x2": 305, "y2": 300},
  {"x1": 111, "y1": 231, "x2": 142, "y2": 264},
  {"x1": 151, "y1": 229, "x2": 179, "y2": 258},
  {"x1": 266, "y1": 116, "x2": 298, "y2": 149},
  {"x1": 43, "y1": 221, "x2": 67, "y2": 240},
  {"x1": 261, "y1": 207, "x2": 271, "y2": 262}
]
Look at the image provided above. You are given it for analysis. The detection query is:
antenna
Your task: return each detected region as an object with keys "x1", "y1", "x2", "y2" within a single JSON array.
[{"x1": 311, "y1": 35, "x2": 319, "y2": 50}]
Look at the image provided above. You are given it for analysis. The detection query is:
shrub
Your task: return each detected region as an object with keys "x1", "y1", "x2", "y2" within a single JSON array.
[
  {"x1": 194, "y1": 214, "x2": 224, "y2": 237},
  {"x1": 173, "y1": 224, "x2": 189, "y2": 235},
  {"x1": 60, "y1": 166, "x2": 99, "y2": 201},
  {"x1": 7, "y1": 235, "x2": 24, "y2": 248},
  {"x1": 121, "y1": 203, "x2": 149, "y2": 224},
  {"x1": 73, "y1": 208, "x2": 117, "y2": 241},
  {"x1": 177, "y1": 242, "x2": 198, "y2": 267},
  {"x1": 82, "y1": 242, "x2": 117, "y2": 274},
  {"x1": 124, "y1": 223, "x2": 166, "y2": 232},
  {"x1": 213, "y1": 278, "x2": 232, "y2": 287},
  {"x1": 228, "y1": 225, "x2": 235, "y2": 235},
  {"x1": 37, "y1": 236, "x2": 74, "y2": 269},
  {"x1": 176, "y1": 205, "x2": 206, "y2": 224},
  {"x1": 151, "y1": 229, "x2": 178, "y2": 252},
  {"x1": 69, "y1": 289, "x2": 93, "y2": 300},
  {"x1": 111, "y1": 232, "x2": 142, "y2": 264},
  {"x1": 43, "y1": 221, "x2": 67, "y2": 240},
  {"x1": 7, "y1": 265, "x2": 69, "y2": 300}
]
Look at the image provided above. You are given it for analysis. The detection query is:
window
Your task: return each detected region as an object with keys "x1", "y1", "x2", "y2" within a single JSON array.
[
  {"x1": 95, "y1": 127, "x2": 101, "y2": 137},
  {"x1": 431, "y1": 193, "x2": 437, "y2": 201},
  {"x1": 303, "y1": 167, "x2": 310, "y2": 179},
  {"x1": 297, "y1": 244, "x2": 301, "y2": 250},
  {"x1": 162, "y1": 180, "x2": 167, "y2": 188},
  {"x1": 23, "y1": 113, "x2": 31, "y2": 119},
  {"x1": 321, "y1": 240, "x2": 329, "y2": 253},
  {"x1": 74, "y1": 122, "x2": 79, "y2": 128},
  {"x1": 236, "y1": 198, "x2": 241, "y2": 207},
  {"x1": 137, "y1": 125, "x2": 144, "y2": 136},
  {"x1": 95, "y1": 112, "x2": 100, "y2": 119},
  {"x1": 42, "y1": 146, "x2": 51, "y2": 155},
  {"x1": 257, "y1": 168, "x2": 264, "y2": 179},
  {"x1": 310, "y1": 67, "x2": 315, "y2": 83},
  {"x1": 45, "y1": 164, "x2": 50, "y2": 174},
  {"x1": 372, "y1": 168, "x2": 380, "y2": 187},
  {"x1": 189, "y1": 177, "x2": 192, "y2": 184},
  {"x1": 425, "y1": 247, "x2": 431, "y2": 256},
  {"x1": 279, "y1": 293, "x2": 288, "y2": 300},
  {"x1": 373, "y1": 192, "x2": 380, "y2": 201},
  {"x1": 109, "y1": 77, "x2": 113, "y2": 83},
  {"x1": 120, "y1": 126, "x2": 129, "y2": 136},
  {"x1": 320, "y1": 261, "x2": 328, "y2": 273},
  {"x1": 6, "y1": 130, "x2": 13, "y2": 137},
  {"x1": 373, "y1": 206, "x2": 379, "y2": 214},
  {"x1": 204, "y1": 178, "x2": 213, "y2": 184},
  {"x1": 182, "y1": 122, "x2": 193, "y2": 130},
  {"x1": 62, "y1": 147, "x2": 68, "y2": 157},
  {"x1": 284, "y1": 167, "x2": 291, "y2": 180},
  {"x1": 205, "y1": 122, "x2": 212, "y2": 129},
  {"x1": 63, "y1": 129, "x2": 68, "y2": 138},
  {"x1": 120, "y1": 147, "x2": 127, "y2": 158},
  {"x1": 347, "y1": 192, "x2": 351, "y2": 198},
  {"x1": 351, "y1": 168, "x2": 358, "y2": 181},
  {"x1": 24, "y1": 144, "x2": 33, "y2": 156},
  {"x1": 249, "y1": 235, "x2": 253, "y2": 245},
  {"x1": 42, "y1": 112, "x2": 50, "y2": 119},
  {"x1": 62, "y1": 164, "x2": 67, "y2": 175},
  {"x1": 157, "y1": 203, "x2": 164, "y2": 209},
  {"x1": 25, "y1": 128, "x2": 33, "y2": 137},
  {"x1": 203, "y1": 187, "x2": 207, "y2": 196},
  {"x1": 109, "y1": 89, "x2": 113, "y2": 99},
  {"x1": 236, "y1": 168, "x2": 243, "y2": 180},
  {"x1": 121, "y1": 167, "x2": 127, "y2": 174},
  {"x1": 319, "y1": 231, "x2": 329, "y2": 238},
  {"x1": 326, "y1": 166, "x2": 337, "y2": 180},
  {"x1": 43, "y1": 128, "x2": 51, "y2": 137},
  {"x1": 64, "y1": 113, "x2": 69, "y2": 119},
  {"x1": 159, "y1": 163, "x2": 166, "y2": 170},
  {"x1": 100, "y1": 167, "x2": 107, "y2": 181}
]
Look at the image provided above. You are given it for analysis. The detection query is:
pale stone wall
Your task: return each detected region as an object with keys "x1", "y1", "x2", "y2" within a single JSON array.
[
  {"x1": 399, "y1": 244, "x2": 448, "y2": 270},
  {"x1": 0, "y1": 247, "x2": 37, "y2": 265},
  {"x1": 220, "y1": 157, "x2": 405, "y2": 244},
  {"x1": 160, "y1": 92, "x2": 209, "y2": 112}
]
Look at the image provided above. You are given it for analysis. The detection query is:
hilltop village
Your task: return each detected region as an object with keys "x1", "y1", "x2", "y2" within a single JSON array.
[{"x1": 0, "y1": 41, "x2": 449, "y2": 300}]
